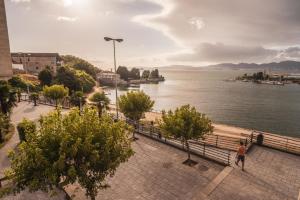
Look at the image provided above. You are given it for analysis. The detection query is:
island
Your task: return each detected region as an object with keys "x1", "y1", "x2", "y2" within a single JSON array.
[{"x1": 234, "y1": 71, "x2": 300, "y2": 85}]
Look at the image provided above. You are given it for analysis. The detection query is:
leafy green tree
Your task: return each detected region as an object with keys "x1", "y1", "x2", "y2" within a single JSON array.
[
  {"x1": 142, "y1": 70, "x2": 150, "y2": 79},
  {"x1": 118, "y1": 91, "x2": 154, "y2": 139},
  {"x1": 29, "y1": 92, "x2": 39, "y2": 106},
  {"x1": 0, "y1": 81, "x2": 17, "y2": 115},
  {"x1": 2, "y1": 107, "x2": 133, "y2": 200},
  {"x1": 16, "y1": 88, "x2": 21, "y2": 103},
  {"x1": 70, "y1": 91, "x2": 86, "y2": 109},
  {"x1": 43, "y1": 85, "x2": 68, "y2": 107},
  {"x1": 150, "y1": 69, "x2": 159, "y2": 79},
  {"x1": 75, "y1": 70, "x2": 95, "y2": 93},
  {"x1": 117, "y1": 66, "x2": 129, "y2": 81},
  {"x1": 8, "y1": 76, "x2": 28, "y2": 91},
  {"x1": 129, "y1": 68, "x2": 140, "y2": 80},
  {"x1": 17, "y1": 119, "x2": 36, "y2": 142},
  {"x1": 55, "y1": 66, "x2": 95, "y2": 93},
  {"x1": 0, "y1": 113, "x2": 10, "y2": 143},
  {"x1": 61, "y1": 55, "x2": 100, "y2": 79},
  {"x1": 38, "y1": 67, "x2": 53, "y2": 86},
  {"x1": 55, "y1": 66, "x2": 81, "y2": 92},
  {"x1": 89, "y1": 92, "x2": 110, "y2": 118},
  {"x1": 159, "y1": 105, "x2": 213, "y2": 165}
]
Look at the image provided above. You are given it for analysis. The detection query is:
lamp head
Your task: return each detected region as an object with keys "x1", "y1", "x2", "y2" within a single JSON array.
[
  {"x1": 115, "y1": 39, "x2": 124, "y2": 43},
  {"x1": 104, "y1": 37, "x2": 113, "y2": 41}
]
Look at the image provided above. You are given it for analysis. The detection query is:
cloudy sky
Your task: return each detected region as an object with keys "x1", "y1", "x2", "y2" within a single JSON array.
[{"x1": 5, "y1": 0, "x2": 300, "y2": 68}]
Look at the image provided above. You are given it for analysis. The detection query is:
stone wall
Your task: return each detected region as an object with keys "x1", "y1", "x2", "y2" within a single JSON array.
[{"x1": 0, "y1": 0, "x2": 13, "y2": 80}]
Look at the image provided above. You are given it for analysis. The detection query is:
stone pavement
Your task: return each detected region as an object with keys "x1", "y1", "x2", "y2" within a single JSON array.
[
  {"x1": 67, "y1": 134, "x2": 224, "y2": 200},
  {"x1": 208, "y1": 146, "x2": 300, "y2": 200},
  {"x1": 2, "y1": 102, "x2": 300, "y2": 200}
]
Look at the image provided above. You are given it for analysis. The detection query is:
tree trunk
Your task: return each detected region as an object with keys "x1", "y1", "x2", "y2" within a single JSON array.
[
  {"x1": 97, "y1": 104, "x2": 102, "y2": 118},
  {"x1": 186, "y1": 140, "x2": 191, "y2": 161},
  {"x1": 34, "y1": 99, "x2": 37, "y2": 106}
]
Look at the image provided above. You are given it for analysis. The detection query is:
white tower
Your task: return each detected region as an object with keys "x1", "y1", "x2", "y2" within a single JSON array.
[{"x1": 0, "y1": 0, "x2": 13, "y2": 80}]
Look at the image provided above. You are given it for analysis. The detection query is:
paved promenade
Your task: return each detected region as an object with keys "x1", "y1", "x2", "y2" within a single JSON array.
[
  {"x1": 209, "y1": 146, "x2": 300, "y2": 200},
  {"x1": 1, "y1": 102, "x2": 299, "y2": 200}
]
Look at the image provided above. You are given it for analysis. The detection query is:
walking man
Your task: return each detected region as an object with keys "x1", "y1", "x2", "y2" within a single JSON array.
[{"x1": 235, "y1": 141, "x2": 246, "y2": 171}]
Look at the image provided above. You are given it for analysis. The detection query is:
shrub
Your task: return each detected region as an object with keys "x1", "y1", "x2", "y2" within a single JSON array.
[{"x1": 17, "y1": 119, "x2": 36, "y2": 142}]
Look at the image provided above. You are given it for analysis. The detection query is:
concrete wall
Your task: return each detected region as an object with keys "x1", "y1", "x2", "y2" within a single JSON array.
[
  {"x1": 0, "y1": 0, "x2": 13, "y2": 80},
  {"x1": 11, "y1": 55, "x2": 58, "y2": 75}
]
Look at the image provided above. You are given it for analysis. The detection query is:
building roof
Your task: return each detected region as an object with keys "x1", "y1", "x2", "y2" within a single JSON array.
[{"x1": 11, "y1": 53, "x2": 61, "y2": 60}]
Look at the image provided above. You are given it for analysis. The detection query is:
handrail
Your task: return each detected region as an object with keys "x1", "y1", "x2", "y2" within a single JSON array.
[
  {"x1": 253, "y1": 131, "x2": 300, "y2": 155},
  {"x1": 130, "y1": 120, "x2": 231, "y2": 166}
]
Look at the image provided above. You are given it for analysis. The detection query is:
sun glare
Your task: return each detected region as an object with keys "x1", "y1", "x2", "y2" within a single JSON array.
[{"x1": 63, "y1": 0, "x2": 73, "y2": 7}]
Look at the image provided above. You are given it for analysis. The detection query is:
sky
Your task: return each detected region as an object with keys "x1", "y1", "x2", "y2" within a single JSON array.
[{"x1": 5, "y1": 0, "x2": 300, "y2": 69}]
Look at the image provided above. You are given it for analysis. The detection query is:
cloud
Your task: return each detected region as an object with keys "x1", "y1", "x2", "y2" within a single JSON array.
[
  {"x1": 188, "y1": 17, "x2": 205, "y2": 30},
  {"x1": 56, "y1": 16, "x2": 78, "y2": 22},
  {"x1": 278, "y1": 47, "x2": 300, "y2": 60},
  {"x1": 134, "y1": 0, "x2": 300, "y2": 63},
  {"x1": 10, "y1": 0, "x2": 31, "y2": 3},
  {"x1": 169, "y1": 43, "x2": 278, "y2": 63}
]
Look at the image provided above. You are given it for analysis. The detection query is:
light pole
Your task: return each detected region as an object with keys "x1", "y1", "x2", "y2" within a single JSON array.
[
  {"x1": 104, "y1": 37, "x2": 123, "y2": 120},
  {"x1": 18, "y1": 52, "x2": 31, "y2": 94}
]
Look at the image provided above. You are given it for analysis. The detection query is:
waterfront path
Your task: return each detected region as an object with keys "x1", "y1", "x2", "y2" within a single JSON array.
[
  {"x1": 1, "y1": 102, "x2": 300, "y2": 200},
  {"x1": 209, "y1": 146, "x2": 300, "y2": 200},
  {"x1": 66, "y1": 134, "x2": 224, "y2": 200}
]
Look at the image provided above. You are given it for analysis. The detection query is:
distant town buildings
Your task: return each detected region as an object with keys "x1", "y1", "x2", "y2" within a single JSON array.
[
  {"x1": 0, "y1": 0, "x2": 13, "y2": 80},
  {"x1": 97, "y1": 71, "x2": 127, "y2": 86},
  {"x1": 11, "y1": 53, "x2": 61, "y2": 75}
]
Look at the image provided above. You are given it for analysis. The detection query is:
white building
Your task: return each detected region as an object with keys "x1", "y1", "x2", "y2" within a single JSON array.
[
  {"x1": 97, "y1": 71, "x2": 127, "y2": 86},
  {"x1": 11, "y1": 53, "x2": 61, "y2": 75}
]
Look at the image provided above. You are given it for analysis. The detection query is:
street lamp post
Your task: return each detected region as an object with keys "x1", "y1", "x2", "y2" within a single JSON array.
[
  {"x1": 18, "y1": 52, "x2": 31, "y2": 94},
  {"x1": 104, "y1": 37, "x2": 123, "y2": 120}
]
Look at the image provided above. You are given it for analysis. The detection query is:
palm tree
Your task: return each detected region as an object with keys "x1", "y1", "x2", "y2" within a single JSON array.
[
  {"x1": 89, "y1": 92, "x2": 110, "y2": 118},
  {"x1": 16, "y1": 88, "x2": 22, "y2": 102},
  {"x1": 0, "y1": 81, "x2": 17, "y2": 115},
  {"x1": 30, "y1": 92, "x2": 39, "y2": 106}
]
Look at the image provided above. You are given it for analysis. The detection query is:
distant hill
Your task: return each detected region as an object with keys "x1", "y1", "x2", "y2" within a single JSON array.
[
  {"x1": 158, "y1": 61, "x2": 300, "y2": 72},
  {"x1": 206, "y1": 60, "x2": 300, "y2": 71}
]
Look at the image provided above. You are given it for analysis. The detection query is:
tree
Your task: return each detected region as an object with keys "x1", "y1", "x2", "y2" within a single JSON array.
[
  {"x1": 55, "y1": 66, "x2": 95, "y2": 93},
  {"x1": 117, "y1": 66, "x2": 129, "y2": 81},
  {"x1": 43, "y1": 85, "x2": 68, "y2": 107},
  {"x1": 16, "y1": 88, "x2": 21, "y2": 103},
  {"x1": 142, "y1": 70, "x2": 150, "y2": 79},
  {"x1": 38, "y1": 67, "x2": 53, "y2": 86},
  {"x1": 55, "y1": 66, "x2": 81, "y2": 92},
  {"x1": 129, "y1": 68, "x2": 140, "y2": 80},
  {"x1": 0, "y1": 113, "x2": 10, "y2": 143},
  {"x1": 0, "y1": 81, "x2": 17, "y2": 115},
  {"x1": 2, "y1": 107, "x2": 133, "y2": 200},
  {"x1": 8, "y1": 76, "x2": 28, "y2": 91},
  {"x1": 150, "y1": 69, "x2": 159, "y2": 79},
  {"x1": 89, "y1": 92, "x2": 110, "y2": 118},
  {"x1": 16, "y1": 119, "x2": 36, "y2": 142},
  {"x1": 70, "y1": 91, "x2": 86, "y2": 109},
  {"x1": 29, "y1": 92, "x2": 39, "y2": 106},
  {"x1": 118, "y1": 91, "x2": 154, "y2": 139},
  {"x1": 61, "y1": 55, "x2": 101, "y2": 79},
  {"x1": 159, "y1": 105, "x2": 213, "y2": 165}
]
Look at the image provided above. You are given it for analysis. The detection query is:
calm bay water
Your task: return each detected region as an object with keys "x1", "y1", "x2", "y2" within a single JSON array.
[{"x1": 105, "y1": 69, "x2": 300, "y2": 138}]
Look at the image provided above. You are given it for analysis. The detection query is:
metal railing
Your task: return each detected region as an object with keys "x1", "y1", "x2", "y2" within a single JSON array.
[
  {"x1": 20, "y1": 94, "x2": 71, "y2": 109},
  {"x1": 128, "y1": 120, "x2": 231, "y2": 166},
  {"x1": 253, "y1": 131, "x2": 300, "y2": 155},
  {"x1": 202, "y1": 133, "x2": 254, "y2": 152}
]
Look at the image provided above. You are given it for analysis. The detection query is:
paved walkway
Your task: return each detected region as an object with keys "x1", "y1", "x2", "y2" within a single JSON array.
[
  {"x1": 1, "y1": 103, "x2": 300, "y2": 200},
  {"x1": 66, "y1": 134, "x2": 224, "y2": 200},
  {"x1": 208, "y1": 146, "x2": 300, "y2": 200}
]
